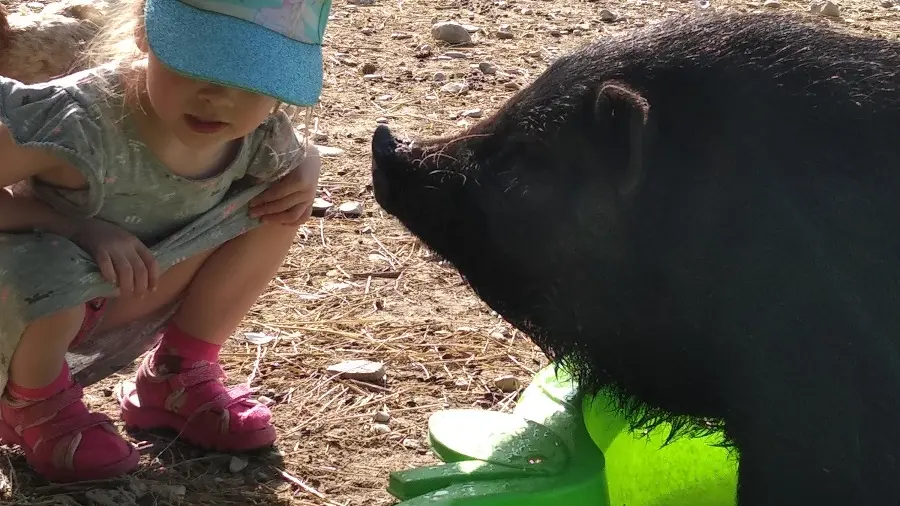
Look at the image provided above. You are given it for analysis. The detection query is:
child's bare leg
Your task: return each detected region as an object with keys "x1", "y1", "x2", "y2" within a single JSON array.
[
  {"x1": 93, "y1": 248, "x2": 215, "y2": 331},
  {"x1": 7, "y1": 305, "x2": 85, "y2": 389},
  {"x1": 9, "y1": 249, "x2": 216, "y2": 389},
  {"x1": 173, "y1": 223, "x2": 298, "y2": 341},
  {"x1": 0, "y1": 245, "x2": 214, "y2": 483},
  {"x1": 120, "y1": 221, "x2": 298, "y2": 451}
]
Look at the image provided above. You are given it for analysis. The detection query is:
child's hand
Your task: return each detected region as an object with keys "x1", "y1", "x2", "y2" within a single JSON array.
[
  {"x1": 70, "y1": 219, "x2": 160, "y2": 297},
  {"x1": 248, "y1": 149, "x2": 322, "y2": 226}
]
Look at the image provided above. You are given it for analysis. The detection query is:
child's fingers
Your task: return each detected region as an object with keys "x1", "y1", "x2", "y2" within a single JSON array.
[
  {"x1": 261, "y1": 202, "x2": 314, "y2": 226},
  {"x1": 251, "y1": 197, "x2": 293, "y2": 217},
  {"x1": 110, "y1": 251, "x2": 134, "y2": 295},
  {"x1": 250, "y1": 178, "x2": 295, "y2": 207},
  {"x1": 136, "y1": 246, "x2": 159, "y2": 292},
  {"x1": 251, "y1": 193, "x2": 311, "y2": 218},
  {"x1": 290, "y1": 204, "x2": 314, "y2": 226},
  {"x1": 126, "y1": 249, "x2": 149, "y2": 297},
  {"x1": 95, "y1": 251, "x2": 118, "y2": 286}
]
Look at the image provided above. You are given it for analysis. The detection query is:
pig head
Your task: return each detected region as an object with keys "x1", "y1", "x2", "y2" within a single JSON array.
[{"x1": 370, "y1": 79, "x2": 700, "y2": 428}]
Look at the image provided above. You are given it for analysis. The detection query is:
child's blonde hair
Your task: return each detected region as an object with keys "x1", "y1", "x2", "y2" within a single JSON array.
[{"x1": 78, "y1": 0, "x2": 313, "y2": 130}]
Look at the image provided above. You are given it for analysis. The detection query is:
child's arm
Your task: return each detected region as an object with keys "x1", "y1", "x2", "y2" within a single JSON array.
[
  {"x1": 0, "y1": 124, "x2": 159, "y2": 295},
  {"x1": 0, "y1": 124, "x2": 89, "y2": 237},
  {"x1": 0, "y1": 185, "x2": 87, "y2": 238}
]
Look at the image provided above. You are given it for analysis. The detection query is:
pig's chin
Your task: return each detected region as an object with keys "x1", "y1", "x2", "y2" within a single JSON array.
[{"x1": 370, "y1": 159, "x2": 398, "y2": 216}]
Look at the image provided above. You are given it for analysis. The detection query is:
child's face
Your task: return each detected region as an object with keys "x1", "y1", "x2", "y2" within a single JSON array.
[{"x1": 142, "y1": 51, "x2": 279, "y2": 148}]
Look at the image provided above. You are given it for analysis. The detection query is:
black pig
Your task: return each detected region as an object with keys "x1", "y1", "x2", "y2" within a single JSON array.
[{"x1": 371, "y1": 11, "x2": 900, "y2": 506}]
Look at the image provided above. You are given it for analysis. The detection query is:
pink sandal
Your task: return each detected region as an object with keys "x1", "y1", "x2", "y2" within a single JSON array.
[
  {"x1": 0, "y1": 382, "x2": 139, "y2": 482},
  {"x1": 118, "y1": 353, "x2": 276, "y2": 452}
]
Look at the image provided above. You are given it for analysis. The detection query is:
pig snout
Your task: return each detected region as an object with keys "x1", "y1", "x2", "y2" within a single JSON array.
[
  {"x1": 371, "y1": 124, "x2": 400, "y2": 215},
  {"x1": 372, "y1": 124, "x2": 398, "y2": 160}
]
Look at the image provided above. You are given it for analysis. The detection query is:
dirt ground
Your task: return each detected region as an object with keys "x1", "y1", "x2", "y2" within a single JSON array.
[{"x1": 1, "y1": 0, "x2": 898, "y2": 504}]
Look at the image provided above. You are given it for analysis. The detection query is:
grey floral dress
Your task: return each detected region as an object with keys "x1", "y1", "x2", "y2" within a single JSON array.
[{"x1": 0, "y1": 63, "x2": 307, "y2": 392}]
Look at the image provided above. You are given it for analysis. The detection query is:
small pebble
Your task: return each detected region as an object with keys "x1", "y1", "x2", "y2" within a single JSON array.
[
  {"x1": 444, "y1": 51, "x2": 468, "y2": 59},
  {"x1": 151, "y1": 484, "x2": 186, "y2": 500},
  {"x1": 130, "y1": 480, "x2": 150, "y2": 498},
  {"x1": 478, "y1": 62, "x2": 497, "y2": 75},
  {"x1": 402, "y1": 438, "x2": 421, "y2": 449},
  {"x1": 431, "y1": 21, "x2": 472, "y2": 44},
  {"x1": 85, "y1": 489, "x2": 135, "y2": 506},
  {"x1": 496, "y1": 24, "x2": 514, "y2": 39},
  {"x1": 334, "y1": 201, "x2": 364, "y2": 218},
  {"x1": 811, "y1": 0, "x2": 840, "y2": 16},
  {"x1": 461, "y1": 108, "x2": 483, "y2": 118},
  {"x1": 244, "y1": 332, "x2": 276, "y2": 345},
  {"x1": 326, "y1": 359, "x2": 385, "y2": 381},
  {"x1": 372, "y1": 423, "x2": 391, "y2": 434},
  {"x1": 391, "y1": 32, "x2": 412, "y2": 39},
  {"x1": 374, "y1": 410, "x2": 391, "y2": 423},
  {"x1": 361, "y1": 62, "x2": 378, "y2": 74},
  {"x1": 258, "y1": 395, "x2": 275, "y2": 406},
  {"x1": 229, "y1": 456, "x2": 249, "y2": 473},
  {"x1": 441, "y1": 82, "x2": 469, "y2": 94},
  {"x1": 763, "y1": 0, "x2": 781, "y2": 7},
  {"x1": 415, "y1": 44, "x2": 434, "y2": 58},
  {"x1": 599, "y1": 9, "x2": 617, "y2": 22},
  {"x1": 363, "y1": 73, "x2": 383, "y2": 81},
  {"x1": 360, "y1": 27, "x2": 374, "y2": 35},
  {"x1": 433, "y1": 71, "x2": 448, "y2": 82},
  {"x1": 489, "y1": 330, "x2": 507, "y2": 340},
  {"x1": 316, "y1": 146, "x2": 345, "y2": 157},
  {"x1": 375, "y1": 116, "x2": 389, "y2": 124},
  {"x1": 494, "y1": 375, "x2": 521, "y2": 393},
  {"x1": 504, "y1": 81, "x2": 522, "y2": 91}
]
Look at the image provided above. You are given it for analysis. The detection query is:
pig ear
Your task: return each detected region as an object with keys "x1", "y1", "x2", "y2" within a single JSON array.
[{"x1": 593, "y1": 81, "x2": 651, "y2": 197}]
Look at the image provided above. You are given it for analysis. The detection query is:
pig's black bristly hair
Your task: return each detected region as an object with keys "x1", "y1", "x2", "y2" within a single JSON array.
[{"x1": 372, "y1": 10, "x2": 900, "y2": 505}]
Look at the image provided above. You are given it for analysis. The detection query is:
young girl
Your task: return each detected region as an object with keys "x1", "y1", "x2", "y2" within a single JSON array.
[{"x1": 0, "y1": 0, "x2": 332, "y2": 483}]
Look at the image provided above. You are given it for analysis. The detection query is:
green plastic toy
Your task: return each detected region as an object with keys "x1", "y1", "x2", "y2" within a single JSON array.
[{"x1": 387, "y1": 364, "x2": 739, "y2": 505}]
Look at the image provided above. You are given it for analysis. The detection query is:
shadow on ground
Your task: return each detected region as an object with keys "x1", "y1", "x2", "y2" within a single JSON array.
[{"x1": 1, "y1": 428, "x2": 293, "y2": 506}]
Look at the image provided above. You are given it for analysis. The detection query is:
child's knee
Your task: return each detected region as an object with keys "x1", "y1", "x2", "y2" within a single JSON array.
[
  {"x1": 19, "y1": 304, "x2": 87, "y2": 348},
  {"x1": 255, "y1": 221, "x2": 302, "y2": 248}
]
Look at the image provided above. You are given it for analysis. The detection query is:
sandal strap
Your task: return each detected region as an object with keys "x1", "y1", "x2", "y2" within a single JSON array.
[
  {"x1": 193, "y1": 384, "x2": 254, "y2": 414},
  {"x1": 14, "y1": 384, "x2": 86, "y2": 433},
  {"x1": 32, "y1": 411, "x2": 114, "y2": 453},
  {"x1": 164, "y1": 362, "x2": 259, "y2": 416},
  {"x1": 169, "y1": 362, "x2": 227, "y2": 391}
]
